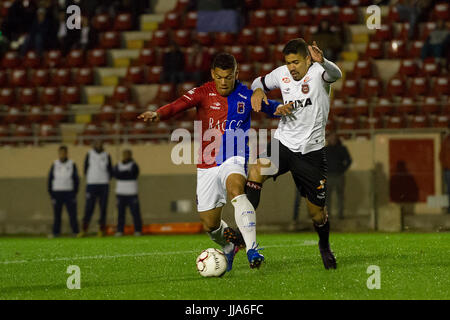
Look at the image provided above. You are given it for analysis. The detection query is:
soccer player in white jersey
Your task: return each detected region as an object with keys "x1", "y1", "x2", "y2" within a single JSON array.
[{"x1": 227, "y1": 38, "x2": 342, "y2": 269}]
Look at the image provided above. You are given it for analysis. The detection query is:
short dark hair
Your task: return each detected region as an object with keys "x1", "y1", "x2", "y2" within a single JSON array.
[
  {"x1": 282, "y1": 38, "x2": 310, "y2": 58},
  {"x1": 59, "y1": 145, "x2": 68, "y2": 152},
  {"x1": 211, "y1": 52, "x2": 237, "y2": 71}
]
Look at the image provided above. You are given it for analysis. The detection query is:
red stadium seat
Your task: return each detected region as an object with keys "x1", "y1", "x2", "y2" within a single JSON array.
[
  {"x1": 1, "y1": 51, "x2": 20, "y2": 69},
  {"x1": 250, "y1": 46, "x2": 267, "y2": 62},
  {"x1": 360, "y1": 116, "x2": 383, "y2": 129},
  {"x1": 14, "y1": 124, "x2": 34, "y2": 143},
  {"x1": 385, "y1": 115, "x2": 406, "y2": 129},
  {"x1": 229, "y1": 46, "x2": 247, "y2": 63},
  {"x1": 196, "y1": 32, "x2": 213, "y2": 46},
  {"x1": 352, "y1": 98, "x2": 369, "y2": 116},
  {"x1": 398, "y1": 59, "x2": 419, "y2": 77},
  {"x1": 128, "y1": 121, "x2": 150, "y2": 144},
  {"x1": 420, "y1": 22, "x2": 436, "y2": 40},
  {"x1": 398, "y1": 96, "x2": 417, "y2": 114},
  {"x1": 272, "y1": 9, "x2": 290, "y2": 26},
  {"x1": 421, "y1": 60, "x2": 440, "y2": 77},
  {"x1": 410, "y1": 114, "x2": 429, "y2": 128},
  {"x1": 97, "y1": 104, "x2": 116, "y2": 123},
  {"x1": 316, "y1": 7, "x2": 335, "y2": 23},
  {"x1": 0, "y1": 70, "x2": 8, "y2": 87},
  {"x1": 52, "y1": 68, "x2": 72, "y2": 86},
  {"x1": 353, "y1": 60, "x2": 372, "y2": 78},
  {"x1": 38, "y1": 122, "x2": 59, "y2": 138},
  {"x1": 61, "y1": 86, "x2": 80, "y2": 104},
  {"x1": 432, "y1": 76, "x2": 449, "y2": 97},
  {"x1": 126, "y1": 66, "x2": 145, "y2": 84},
  {"x1": 398, "y1": 23, "x2": 411, "y2": 40},
  {"x1": 153, "y1": 84, "x2": 175, "y2": 104},
  {"x1": 153, "y1": 30, "x2": 170, "y2": 47},
  {"x1": 432, "y1": 2, "x2": 449, "y2": 20},
  {"x1": 339, "y1": 116, "x2": 358, "y2": 130},
  {"x1": 238, "y1": 64, "x2": 255, "y2": 82},
  {"x1": 148, "y1": 66, "x2": 163, "y2": 83},
  {"x1": 177, "y1": 82, "x2": 196, "y2": 97},
  {"x1": 174, "y1": 0, "x2": 190, "y2": 12},
  {"x1": 304, "y1": 25, "x2": 319, "y2": 43},
  {"x1": 18, "y1": 87, "x2": 37, "y2": 105},
  {"x1": 421, "y1": 96, "x2": 440, "y2": 114},
  {"x1": 260, "y1": 63, "x2": 275, "y2": 76},
  {"x1": 237, "y1": 28, "x2": 257, "y2": 45},
  {"x1": 92, "y1": 13, "x2": 112, "y2": 31},
  {"x1": 66, "y1": 49, "x2": 85, "y2": 68},
  {"x1": 293, "y1": 7, "x2": 312, "y2": 25},
  {"x1": 215, "y1": 32, "x2": 235, "y2": 46},
  {"x1": 260, "y1": 27, "x2": 278, "y2": 45},
  {"x1": 330, "y1": 97, "x2": 348, "y2": 117},
  {"x1": 139, "y1": 48, "x2": 156, "y2": 65},
  {"x1": 41, "y1": 86, "x2": 59, "y2": 105},
  {"x1": 113, "y1": 85, "x2": 131, "y2": 103},
  {"x1": 281, "y1": 26, "x2": 301, "y2": 43},
  {"x1": 409, "y1": 40, "x2": 424, "y2": 58},
  {"x1": 365, "y1": 42, "x2": 384, "y2": 59},
  {"x1": 81, "y1": 122, "x2": 103, "y2": 145},
  {"x1": 374, "y1": 97, "x2": 394, "y2": 116},
  {"x1": 387, "y1": 40, "x2": 407, "y2": 59},
  {"x1": 249, "y1": 10, "x2": 269, "y2": 28},
  {"x1": 121, "y1": 103, "x2": 140, "y2": 122},
  {"x1": 114, "y1": 13, "x2": 132, "y2": 31},
  {"x1": 1, "y1": 1, "x2": 12, "y2": 17},
  {"x1": 87, "y1": 49, "x2": 107, "y2": 67},
  {"x1": 0, "y1": 125, "x2": 10, "y2": 145},
  {"x1": 48, "y1": 104, "x2": 67, "y2": 124},
  {"x1": 0, "y1": 88, "x2": 15, "y2": 105},
  {"x1": 10, "y1": 68, "x2": 28, "y2": 87},
  {"x1": 4, "y1": 106, "x2": 21, "y2": 124},
  {"x1": 339, "y1": 6, "x2": 358, "y2": 24},
  {"x1": 184, "y1": 11, "x2": 198, "y2": 29},
  {"x1": 74, "y1": 68, "x2": 94, "y2": 85},
  {"x1": 341, "y1": 77, "x2": 360, "y2": 97},
  {"x1": 387, "y1": 5, "x2": 400, "y2": 23},
  {"x1": 363, "y1": 78, "x2": 383, "y2": 98},
  {"x1": 434, "y1": 115, "x2": 449, "y2": 128},
  {"x1": 23, "y1": 51, "x2": 41, "y2": 68},
  {"x1": 26, "y1": 105, "x2": 45, "y2": 124},
  {"x1": 173, "y1": 29, "x2": 192, "y2": 47},
  {"x1": 100, "y1": 31, "x2": 120, "y2": 49},
  {"x1": 409, "y1": 77, "x2": 428, "y2": 97},
  {"x1": 261, "y1": 0, "x2": 279, "y2": 9},
  {"x1": 45, "y1": 50, "x2": 63, "y2": 68},
  {"x1": 274, "y1": 43, "x2": 286, "y2": 62},
  {"x1": 280, "y1": 0, "x2": 298, "y2": 8},
  {"x1": 386, "y1": 75, "x2": 407, "y2": 97}
]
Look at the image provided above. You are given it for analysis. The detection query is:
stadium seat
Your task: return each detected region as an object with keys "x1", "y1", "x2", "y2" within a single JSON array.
[
  {"x1": 374, "y1": 97, "x2": 394, "y2": 116},
  {"x1": 87, "y1": 49, "x2": 107, "y2": 67},
  {"x1": 272, "y1": 9, "x2": 290, "y2": 26},
  {"x1": 184, "y1": 11, "x2": 198, "y2": 29},
  {"x1": 432, "y1": 76, "x2": 449, "y2": 97},
  {"x1": 215, "y1": 32, "x2": 235, "y2": 46},
  {"x1": 113, "y1": 85, "x2": 131, "y2": 103},
  {"x1": 74, "y1": 68, "x2": 94, "y2": 85},
  {"x1": 174, "y1": 29, "x2": 192, "y2": 47},
  {"x1": 339, "y1": 6, "x2": 358, "y2": 24},
  {"x1": 121, "y1": 103, "x2": 140, "y2": 122},
  {"x1": 177, "y1": 82, "x2": 196, "y2": 97},
  {"x1": 23, "y1": 51, "x2": 41, "y2": 68},
  {"x1": 387, "y1": 40, "x2": 407, "y2": 59},
  {"x1": 387, "y1": 5, "x2": 400, "y2": 23},
  {"x1": 281, "y1": 26, "x2": 301, "y2": 43},
  {"x1": 365, "y1": 42, "x2": 384, "y2": 59},
  {"x1": 330, "y1": 97, "x2": 348, "y2": 117},
  {"x1": 31, "y1": 69, "x2": 49, "y2": 87},
  {"x1": 14, "y1": 124, "x2": 34, "y2": 143},
  {"x1": 0, "y1": 124, "x2": 10, "y2": 145},
  {"x1": 229, "y1": 45, "x2": 247, "y2": 63},
  {"x1": 398, "y1": 59, "x2": 419, "y2": 77},
  {"x1": 267, "y1": 88, "x2": 281, "y2": 100},
  {"x1": 385, "y1": 115, "x2": 406, "y2": 129},
  {"x1": 410, "y1": 114, "x2": 429, "y2": 128},
  {"x1": 360, "y1": 115, "x2": 383, "y2": 130},
  {"x1": 100, "y1": 31, "x2": 121, "y2": 49},
  {"x1": 260, "y1": 63, "x2": 275, "y2": 76},
  {"x1": 409, "y1": 77, "x2": 428, "y2": 97},
  {"x1": 280, "y1": 0, "x2": 298, "y2": 8},
  {"x1": 341, "y1": 76, "x2": 360, "y2": 97},
  {"x1": 114, "y1": 12, "x2": 132, "y2": 31},
  {"x1": 420, "y1": 96, "x2": 440, "y2": 114},
  {"x1": 153, "y1": 30, "x2": 170, "y2": 47},
  {"x1": 126, "y1": 66, "x2": 146, "y2": 84},
  {"x1": 386, "y1": 75, "x2": 407, "y2": 97},
  {"x1": 409, "y1": 40, "x2": 424, "y2": 58},
  {"x1": 261, "y1": 0, "x2": 279, "y2": 9},
  {"x1": 250, "y1": 46, "x2": 267, "y2": 62},
  {"x1": 26, "y1": 105, "x2": 45, "y2": 124},
  {"x1": 38, "y1": 122, "x2": 59, "y2": 139},
  {"x1": 0, "y1": 1, "x2": 12, "y2": 17},
  {"x1": 61, "y1": 86, "x2": 80, "y2": 104},
  {"x1": 0, "y1": 70, "x2": 8, "y2": 87},
  {"x1": 316, "y1": 7, "x2": 335, "y2": 23},
  {"x1": 153, "y1": 84, "x2": 175, "y2": 104},
  {"x1": 18, "y1": 87, "x2": 37, "y2": 105},
  {"x1": 398, "y1": 23, "x2": 411, "y2": 41},
  {"x1": 0, "y1": 87, "x2": 15, "y2": 105},
  {"x1": 353, "y1": 60, "x2": 372, "y2": 78},
  {"x1": 10, "y1": 68, "x2": 28, "y2": 87},
  {"x1": 196, "y1": 32, "x2": 213, "y2": 46},
  {"x1": 45, "y1": 50, "x2": 63, "y2": 68},
  {"x1": 339, "y1": 116, "x2": 358, "y2": 130},
  {"x1": 48, "y1": 104, "x2": 67, "y2": 124},
  {"x1": 432, "y1": 2, "x2": 449, "y2": 20},
  {"x1": 4, "y1": 105, "x2": 21, "y2": 124},
  {"x1": 260, "y1": 27, "x2": 278, "y2": 45},
  {"x1": 293, "y1": 7, "x2": 312, "y2": 25},
  {"x1": 434, "y1": 115, "x2": 449, "y2": 128},
  {"x1": 420, "y1": 60, "x2": 440, "y2": 77},
  {"x1": 352, "y1": 98, "x2": 369, "y2": 116},
  {"x1": 52, "y1": 68, "x2": 72, "y2": 86},
  {"x1": 97, "y1": 104, "x2": 116, "y2": 122},
  {"x1": 92, "y1": 13, "x2": 112, "y2": 31},
  {"x1": 148, "y1": 66, "x2": 163, "y2": 83},
  {"x1": 249, "y1": 10, "x2": 269, "y2": 28},
  {"x1": 128, "y1": 121, "x2": 150, "y2": 144},
  {"x1": 1, "y1": 51, "x2": 20, "y2": 69},
  {"x1": 304, "y1": 25, "x2": 319, "y2": 43},
  {"x1": 237, "y1": 28, "x2": 257, "y2": 45},
  {"x1": 274, "y1": 43, "x2": 285, "y2": 62},
  {"x1": 66, "y1": 49, "x2": 85, "y2": 68},
  {"x1": 398, "y1": 96, "x2": 417, "y2": 114},
  {"x1": 139, "y1": 48, "x2": 156, "y2": 66},
  {"x1": 238, "y1": 64, "x2": 255, "y2": 82},
  {"x1": 41, "y1": 86, "x2": 59, "y2": 105},
  {"x1": 362, "y1": 78, "x2": 382, "y2": 98},
  {"x1": 420, "y1": 22, "x2": 436, "y2": 40},
  {"x1": 81, "y1": 122, "x2": 103, "y2": 145},
  {"x1": 174, "y1": 0, "x2": 190, "y2": 12}
]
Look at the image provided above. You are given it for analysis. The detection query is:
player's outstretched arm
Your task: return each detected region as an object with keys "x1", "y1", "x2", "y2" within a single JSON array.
[
  {"x1": 251, "y1": 88, "x2": 268, "y2": 113},
  {"x1": 309, "y1": 41, "x2": 342, "y2": 83},
  {"x1": 137, "y1": 111, "x2": 160, "y2": 123}
]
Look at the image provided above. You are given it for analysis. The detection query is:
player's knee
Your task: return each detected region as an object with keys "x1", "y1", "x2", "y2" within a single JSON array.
[
  {"x1": 308, "y1": 204, "x2": 327, "y2": 225},
  {"x1": 201, "y1": 219, "x2": 220, "y2": 233}
]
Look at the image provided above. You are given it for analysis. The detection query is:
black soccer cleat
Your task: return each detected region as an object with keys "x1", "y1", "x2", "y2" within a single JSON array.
[
  {"x1": 319, "y1": 243, "x2": 337, "y2": 270},
  {"x1": 223, "y1": 227, "x2": 246, "y2": 250}
]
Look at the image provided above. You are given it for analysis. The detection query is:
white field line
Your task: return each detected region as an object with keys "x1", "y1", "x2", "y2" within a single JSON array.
[{"x1": 0, "y1": 240, "x2": 317, "y2": 265}]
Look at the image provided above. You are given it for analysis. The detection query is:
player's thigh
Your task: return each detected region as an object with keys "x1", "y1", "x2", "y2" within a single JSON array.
[
  {"x1": 252, "y1": 140, "x2": 291, "y2": 183},
  {"x1": 196, "y1": 167, "x2": 227, "y2": 213},
  {"x1": 225, "y1": 173, "x2": 247, "y2": 200},
  {"x1": 198, "y1": 206, "x2": 223, "y2": 232}
]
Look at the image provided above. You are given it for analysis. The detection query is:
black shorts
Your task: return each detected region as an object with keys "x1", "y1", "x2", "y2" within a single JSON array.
[{"x1": 260, "y1": 140, "x2": 327, "y2": 207}]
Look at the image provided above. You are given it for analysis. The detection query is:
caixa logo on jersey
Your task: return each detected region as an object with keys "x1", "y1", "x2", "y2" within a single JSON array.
[{"x1": 285, "y1": 98, "x2": 313, "y2": 110}]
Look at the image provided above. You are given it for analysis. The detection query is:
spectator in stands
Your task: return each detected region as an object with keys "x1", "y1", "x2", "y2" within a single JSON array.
[
  {"x1": 80, "y1": 140, "x2": 113, "y2": 237},
  {"x1": 56, "y1": 10, "x2": 79, "y2": 55},
  {"x1": 393, "y1": 0, "x2": 433, "y2": 40},
  {"x1": 439, "y1": 133, "x2": 450, "y2": 214},
  {"x1": 48, "y1": 145, "x2": 80, "y2": 238},
  {"x1": 313, "y1": 20, "x2": 344, "y2": 62},
  {"x1": 161, "y1": 43, "x2": 186, "y2": 85},
  {"x1": 325, "y1": 131, "x2": 352, "y2": 219},
  {"x1": 74, "y1": 15, "x2": 98, "y2": 50},
  {"x1": 114, "y1": 149, "x2": 143, "y2": 236},
  {"x1": 185, "y1": 42, "x2": 212, "y2": 86},
  {"x1": 421, "y1": 19, "x2": 450, "y2": 64},
  {"x1": 19, "y1": 7, "x2": 50, "y2": 56},
  {"x1": 2, "y1": 0, "x2": 37, "y2": 42}
]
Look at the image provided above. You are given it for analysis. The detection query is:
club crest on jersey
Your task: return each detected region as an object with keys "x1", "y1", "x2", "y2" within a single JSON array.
[
  {"x1": 302, "y1": 84, "x2": 309, "y2": 94},
  {"x1": 282, "y1": 77, "x2": 290, "y2": 83},
  {"x1": 237, "y1": 102, "x2": 245, "y2": 114}
]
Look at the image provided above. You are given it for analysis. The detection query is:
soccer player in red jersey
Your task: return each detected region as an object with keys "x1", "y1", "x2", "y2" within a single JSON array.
[{"x1": 138, "y1": 53, "x2": 293, "y2": 271}]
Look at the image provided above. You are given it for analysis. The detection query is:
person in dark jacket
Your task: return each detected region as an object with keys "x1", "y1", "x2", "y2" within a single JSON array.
[
  {"x1": 161, "y1": 43, "x2": 186, "y2": 85},
  {"x1": 114, "y1": 149, "x2": 142, "y2": 236},
  {"x1": 48, "y1": 145, "x2": 79, "y2": 237},
  {"x1": 324, "y1": 131, "x2": 352, "y2": 219}
]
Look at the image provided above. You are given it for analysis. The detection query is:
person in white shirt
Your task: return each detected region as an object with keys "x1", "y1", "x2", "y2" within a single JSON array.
[
  {"x1": 113, "y1": 149, "x2": 142, "y2": 236},
  {"x1": 47, "y1": 145, "x2": 79, "y2": 237},
  {"x1": 240, "y1": 38, "x2": 342, "y2": 269},
  {"x1": 80, "y1": 140, "x2": 113, "y2": 237}
]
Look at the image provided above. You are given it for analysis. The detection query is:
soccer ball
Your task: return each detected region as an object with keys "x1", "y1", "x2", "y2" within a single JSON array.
[{"x1": 196, "y1": 248, "x2": 228, "y2": 277}]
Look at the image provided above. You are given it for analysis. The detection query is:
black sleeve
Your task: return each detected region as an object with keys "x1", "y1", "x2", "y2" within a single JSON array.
[
  {"x1": 72, "y1": 163, "x2": 79, "y2": 194},
  {"x1": 84, "y1": 153, "x2": 89, "y2": 176},
  {"x1": 107, "y1": 155, "x2": 113, "y2": 179},
  {"x1": 132, "y1": 162, "x2": 139, "y2": 180},
  {"x1": 48, "y1": 164, "x2": 54, "y2": 195}
]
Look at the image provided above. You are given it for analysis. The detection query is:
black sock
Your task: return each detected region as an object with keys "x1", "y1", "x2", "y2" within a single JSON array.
[
  {"x1": 245, "y1": 181, "x2": 262, "y2": 210},
  {"x1": 314, "y1": 220, "x2": 330, "y2": 248}
]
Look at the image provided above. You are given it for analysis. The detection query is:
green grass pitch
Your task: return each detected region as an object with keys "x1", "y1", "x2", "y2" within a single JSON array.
[{"x1": 0, "y1": 232, "x2": 449, "y2": 300}]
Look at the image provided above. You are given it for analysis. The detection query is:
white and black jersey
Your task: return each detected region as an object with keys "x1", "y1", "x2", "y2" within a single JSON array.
[
  {"x1": 48, "y1": 159, "x2": 79, "y2": 193},
  {"x1": 114, "y1": 160, "x2": 139, "y2": 196},
  {"x1": 252, "y1": 58, "x2": 342, "y2": 154},
  {"x1": 84, "y1": 149, "x2": 113, "y2": 185}
]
